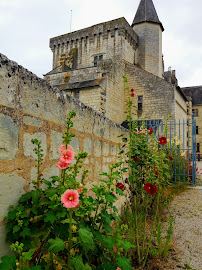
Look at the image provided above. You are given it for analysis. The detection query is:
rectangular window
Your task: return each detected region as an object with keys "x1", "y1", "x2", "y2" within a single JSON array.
[
  {"x1": 138, "y1": 95, "x2": 143, "y2": 111},
  {"x1": 196, "y1": 126, "x2": 199, "y2": 134},
  {"x1": 192, "y1": 109, "x2": 198, "y2": 117},
  {"x1": 94, "y1": 54, "x2": 103, "y2": 66},
  {"x1": 197, "y1": 143, "x2": 200, "y2": 153},
  {"x1": 74, "y1": 91, "x2": 80, "y2": 99}
]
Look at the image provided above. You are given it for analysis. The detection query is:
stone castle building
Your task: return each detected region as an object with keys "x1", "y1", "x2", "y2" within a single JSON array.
[{"x1": 45, "y1": 0, "x2": 189, "y2": 126}]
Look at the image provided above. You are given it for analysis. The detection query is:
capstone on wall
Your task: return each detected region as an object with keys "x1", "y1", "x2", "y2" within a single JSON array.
[{"x1": 0, "y1": 53, "x2": 127, "y2": 257}]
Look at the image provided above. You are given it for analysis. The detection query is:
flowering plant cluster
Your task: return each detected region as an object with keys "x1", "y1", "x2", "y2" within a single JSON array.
[{"x1": 1, "y1": 110, "x2": 133, "y2": 270}]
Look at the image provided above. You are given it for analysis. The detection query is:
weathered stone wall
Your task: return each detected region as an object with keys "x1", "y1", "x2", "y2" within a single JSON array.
[
  {"x1": 193, "y1": 105, "x2": 202, "y2": 154},
  {"x1": 50, "y1": 17, "x2": 138, "y2": 70},
  {"x1": 125, "y1": 63, "x2": 176, "y2": 121},
  {"x1": 0, "y1": 53, "x2": 127, "y2": 257},
  {"x1": 132, "y1": 23, "x2": 163, "y2": 78}
]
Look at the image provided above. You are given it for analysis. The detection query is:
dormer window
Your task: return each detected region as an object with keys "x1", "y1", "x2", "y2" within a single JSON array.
[{"x1": 94, "y1": 54, "x2": 103, "y2": 66}]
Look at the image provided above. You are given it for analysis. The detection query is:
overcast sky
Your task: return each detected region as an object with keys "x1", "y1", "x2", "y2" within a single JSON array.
[{"x1": 0, "y1": 0, "x2": 201, "y2": 87}]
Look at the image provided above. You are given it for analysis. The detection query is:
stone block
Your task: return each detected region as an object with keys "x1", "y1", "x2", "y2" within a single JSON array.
[
  {"x1": 50, "y1": 131, "x2": 63, "y2": 160},
  {"x1": 102, "y1": 142, "x2": 109, "y2": 156},
  {"x1": 71, "y1": 137, "x2": 79, "y2": 153},
  {"x1": 102, "y1": 164, "x2": 109, "y2": 174},
  {"x1": 30, "y1": 165, "x2": 59, "y2": 190},
  {"x1": 23, "y1": 132, "x2": 47, "y2": 159},
  {"x1": 110, "y1": 145, "x2": 117, "y2": 156},
  {"x1": 0, "y1": 226, "x2": 11, "y2": 258},
  {"x1": 83, "y1": 137, "x2": 92, "y2": 155},
  {"x1": 94, "y1": 161, "x2": 102, "y2": 179},
  {"x1": 0, "y1": 172, "x2": 25, "y2": 220},
  {"x1": 0, "y1": 114, "x2": 20, "y2": 160},
  {"x1": 94, "y1": 139, "x2": 101, "y2": 157},
  {"x1": 23, "y1": 116, "x2": 42, "y2": 127}
]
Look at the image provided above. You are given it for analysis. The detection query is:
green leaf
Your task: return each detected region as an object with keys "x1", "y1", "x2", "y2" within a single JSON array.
[
  {"x1": 0, "y1": 255, "x2": 16, "y2": 270},
  {"x1": 116, "y1": 188, "x2": 123, "y2": 195},
  {"x1": 13, "y1": 225, "x2": 20, "y2": 233},
  {"x1": 19, "y1": 192, "x2": 32, "y2": 202},
  {"x1": 20, "y1": 227, "x2": 30, "y2": 238},
  {"x1": 23, "y1": 266, "x2": 43, "y2": 270},
  {"x1": 117, "y1": 257, "x2": 132, "y2": 270},
  {"x1": 163, "y1": 163, "x2": 169, "y2": 169},
  {"x1": 7, "y1": 211, "x2": 16, "y2": 220},
  {"x1": 122, "y1": 240, "x2": 135, "y2": 251},
  {"x1": 44, "y1": 212, "x2": 57, "y2": 224},
  {"x1": 22, "y1": 249, "x2": 35, "y2": 261},
  {"x1": 78, "y1": 228, "x2": 94, "y2": 249},
  {"x1": 84, "y1": 264, "x2": 92, "y2": 270},
  {"x1": 61, "y1": 218, "x2": 77, "y2": 224},
  {"x1": 102, "y1": 237, "x2": 115, "y2": 249},
  {"x1": 105, "y1": 194, "x2": 117, "y2": 203},
  {"x1": 48, "y1": 238, "x2": 65, "y2": 253},
  {"x1": 69, "y1": 256, "x2": 85, "y2": 270},
  {"x1": 31, "y1": 190, "x2": 41, "y2": 204}
]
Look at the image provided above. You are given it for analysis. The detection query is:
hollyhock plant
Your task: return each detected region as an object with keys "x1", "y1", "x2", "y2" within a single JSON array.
[
  {"x1": 148, "y1": 127, "x2": 153, "y2": 135},
  {"x1": 116, "y1": 182, "x2": 124, "y2": 191},
  {"x1": 60, "y1": 150, "x2": 75, "y2": 163},
  {"x1": 57, "y1": 160, "x2": 68, "y2": 169},
  {"x1": 58, "y1": 144, "x2": 74, "y2": 153},
  {"x1": 158, "y1": 136, "x2": 167, "y2": 145},
  {"x1": 144, "y1": 183, "x2": 157, "y2": 195},
  {"x1": 61, "y1": 189, "x2": 79, "y2": 208}
]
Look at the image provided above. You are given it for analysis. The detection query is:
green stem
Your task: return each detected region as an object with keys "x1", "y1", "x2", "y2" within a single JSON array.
[
  {"x1": 68, "y1": 209, "x2": 73, "y2": 266},
  {"x1": 134, "y1": 196, "x2": 141, "y2": 265},
  {"x1": 142, "y1": 192, "x2": 159, "y2": 267}
]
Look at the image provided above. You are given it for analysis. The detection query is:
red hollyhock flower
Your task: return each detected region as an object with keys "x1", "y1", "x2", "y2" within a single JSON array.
[
  {"x1": 154, "y1": 165, "x2": 158, "y2": 177},
  {"x1": 144, "y1": 183, "x2": 157, "y2": 195},
  {"x1": 131, "y1": 88, "x2": 134, "y2": 92},
  {"x1": 131, "y1": 92, "x2": 135, "y2": 97},
  {"x1": 148, "y1": 127, "x2": 153, "y2": 135},
  {"x1": 116, "y1": 182, "x2": 124, "y2": 191},
  {"x1": 158, "y1": 136, "x2": 167, "y2": 145},
  {"x1": 168, "y1": 155, "x2": 173, "y2": 161},
  {"x1": 133, "y1": 157, "x2": 139, "y2": 162}
]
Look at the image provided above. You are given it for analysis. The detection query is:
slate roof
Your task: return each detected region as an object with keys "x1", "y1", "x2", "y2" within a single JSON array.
[
  {"x1": 132, "y1": 0, "x2": 164, "y2": 31},
  {"x1": 181, "y1": 86, "x2": 202, "y2": 106},
  {"x1": 56, "y1": 78, "x2": 105, "y2": 91}
]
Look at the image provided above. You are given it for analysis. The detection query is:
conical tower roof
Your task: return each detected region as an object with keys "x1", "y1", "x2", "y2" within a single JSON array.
[{"x1": 132, "y1": 0, "x2": 164, "y2": 31}]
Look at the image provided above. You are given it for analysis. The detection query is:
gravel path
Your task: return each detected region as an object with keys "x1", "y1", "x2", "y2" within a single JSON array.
[{"x1": 164, "y1": 187, "x2": 202, "y2": 270}]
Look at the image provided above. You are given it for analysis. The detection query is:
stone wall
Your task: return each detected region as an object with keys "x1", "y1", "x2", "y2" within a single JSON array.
[
  {"x1": 0, "y1": 53, "x2": 127, "y2": 257},
  {"x1": 125, "y1": 63, "x2": 175, "y2": 121},
  {"x1": 50, "y1": 17, "x2": 138, "y2": 70}
]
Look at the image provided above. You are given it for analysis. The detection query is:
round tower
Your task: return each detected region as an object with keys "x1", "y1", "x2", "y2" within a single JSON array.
[{"x1": 132, "y1": 0, "x2": 164, "y2": 78}]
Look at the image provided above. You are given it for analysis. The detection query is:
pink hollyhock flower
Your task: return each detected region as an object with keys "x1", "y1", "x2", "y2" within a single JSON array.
[
  {"x1": 61, "y1": 189, "x2": 79, "y2": 208},
  {"x1": 112, "y1": 192, "x2": 117, "y2": 197},
  {"x1": 113, "y1": 246, "x2": 117, "y2": 253},
  {"x1": 58, "y1": 144, "x2": 74, "y2": 153},
  {"x1": 77, "y1": 188, "x2": 83, "y2": 193},
  {"x1": 140, "y1": 129, "x2": 146, "y2": 134},
  {"x1": 116, "y1": 268, "x2": 122, "y2": 270},
  {"x1": 158, "y1": 136, "x2": 167, "y2": 145},
  {"x1": 60, "y1": 150, "x2": 75, "y2": 163},
  {"x1": 57, "y1": 160, "x2": 68, "y2": 169}
]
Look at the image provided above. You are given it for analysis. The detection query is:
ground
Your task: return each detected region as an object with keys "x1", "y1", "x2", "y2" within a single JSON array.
[{"x1": 147, "y1": 187, "x2": 202, "y2": 270}]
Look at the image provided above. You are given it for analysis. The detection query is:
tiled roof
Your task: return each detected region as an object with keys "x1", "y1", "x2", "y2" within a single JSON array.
[
  {"x1": 132, "y1": 0, "x2": 164, "y2": 31},
  {"x1": 181, "y1": 86, "x2": 202, "y2": 105}
]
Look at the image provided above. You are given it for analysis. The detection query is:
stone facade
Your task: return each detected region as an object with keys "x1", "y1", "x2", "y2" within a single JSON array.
[
  {"x1": 45, "y1": 0, "x2": 188, "y2": 126},
  {"x1": 0, "y1": 53, "x2": 128, "y2": 257}
]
